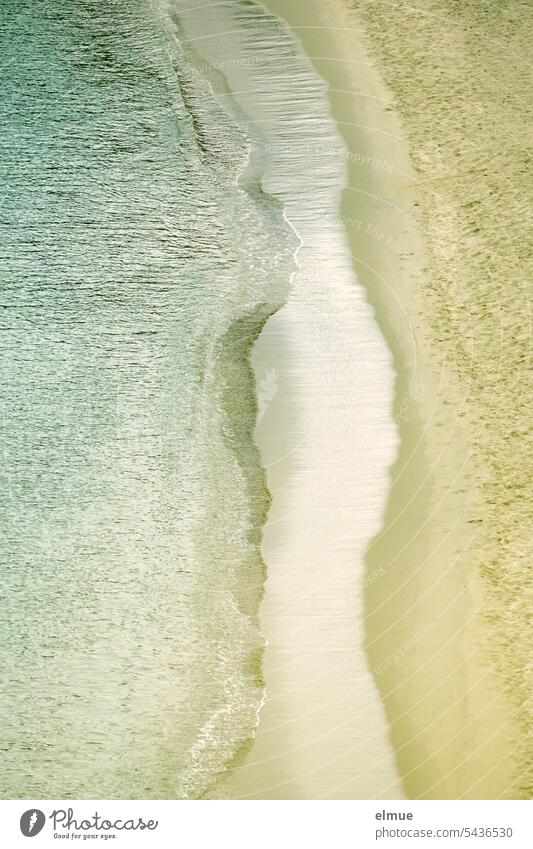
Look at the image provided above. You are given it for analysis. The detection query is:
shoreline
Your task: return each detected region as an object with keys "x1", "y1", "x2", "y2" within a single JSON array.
[
  {"x1": 204, "y1": 0, "x2": 529, "y2": 799},
  {"x1": 189, "y1": 0, "x2": 405, "y2": 800}
]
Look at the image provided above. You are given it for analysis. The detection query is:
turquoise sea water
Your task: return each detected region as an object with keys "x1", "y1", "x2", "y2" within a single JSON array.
[{"x1": 0, "y1": 0, "x2": 295, "y2": 798}]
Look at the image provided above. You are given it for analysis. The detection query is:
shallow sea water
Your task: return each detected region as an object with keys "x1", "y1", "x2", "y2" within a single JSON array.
[{"x1": 0, "y1": 0, "x2": 293, "y2": 798}]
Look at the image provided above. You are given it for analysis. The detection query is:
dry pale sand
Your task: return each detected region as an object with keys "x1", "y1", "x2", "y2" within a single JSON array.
[
  {"x1": 213, "y1": 0, "x2": 528, "y2": 800},
  {"x1": 350, "y1": 0, "x2": 532, "y2": 800}
]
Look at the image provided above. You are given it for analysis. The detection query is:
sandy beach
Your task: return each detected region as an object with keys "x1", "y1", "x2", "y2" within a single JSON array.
[
  {"x1": 211, "y1": 0, "x2": 530, "y2": 799},
  {"x1": 350, "y1": 0, "x2": 532, "y2": 800}
]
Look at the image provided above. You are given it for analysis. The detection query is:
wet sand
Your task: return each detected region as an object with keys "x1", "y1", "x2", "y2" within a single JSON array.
[
  {"x1": 190, "y1": 0, "x2": 405, "y2": 800},
  {"x1": 216, "y1": 242, "x2": 404, "y2": 800}
]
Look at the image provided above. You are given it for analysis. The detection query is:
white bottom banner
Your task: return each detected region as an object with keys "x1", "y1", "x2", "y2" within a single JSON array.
[{"x1": 0, "y1": 800, "x2": 530, "y2": 848}]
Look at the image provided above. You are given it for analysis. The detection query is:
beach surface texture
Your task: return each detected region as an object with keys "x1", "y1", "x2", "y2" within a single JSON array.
[
  {"x1": 236, "y1": 0, "x2": 530, "y2": 799},
  {"x1": 350, "y1": 0, "x2": 532, "y2": 800}
]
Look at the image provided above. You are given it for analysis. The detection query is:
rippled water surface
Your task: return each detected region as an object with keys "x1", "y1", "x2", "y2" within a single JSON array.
[{"x1": 0, "y1": 0, "x2": 294, "y2": 798}]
